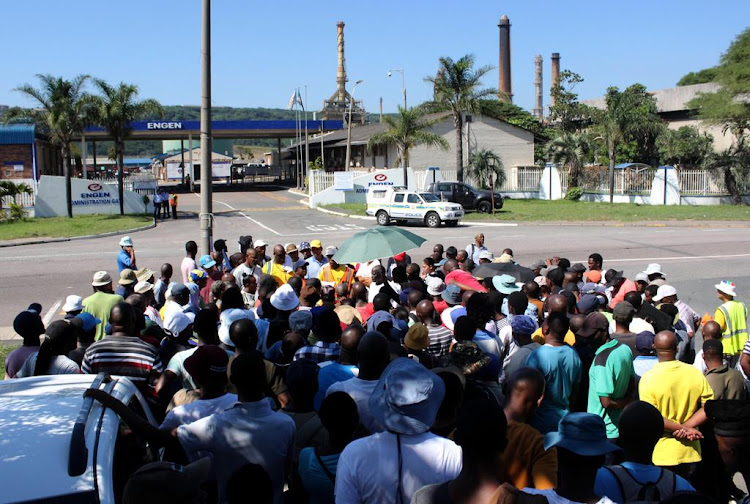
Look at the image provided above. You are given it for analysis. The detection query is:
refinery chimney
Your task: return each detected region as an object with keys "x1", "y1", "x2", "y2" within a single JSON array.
[
  {"x1": 533, "y1": 55, "x2": 543, "y2": 120},
  {"x1": 336, "y1": 21, "x2": 348, "y2": 104},
  {"x1": 498, "y1": 15, "x2": 512, "y2": 103},
  {"x1": 550, "y1": 52, "x2": 561, "y2": 107}
]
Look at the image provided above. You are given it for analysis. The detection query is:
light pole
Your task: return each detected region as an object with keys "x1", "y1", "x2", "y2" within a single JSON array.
[
  {"x1": 344, "y1": 79, "x2": 363, "y2": 172},
  {"x1": 388, "y1": 68, "x2": 406, "y2": 109},
  {"x1": 199, "y1": 0, "x2": 213, "y2": 256}
]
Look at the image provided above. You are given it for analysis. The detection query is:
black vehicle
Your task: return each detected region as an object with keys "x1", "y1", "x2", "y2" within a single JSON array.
[{"x1": 427, "y1": 181, "x2": 503, "y2": 213}]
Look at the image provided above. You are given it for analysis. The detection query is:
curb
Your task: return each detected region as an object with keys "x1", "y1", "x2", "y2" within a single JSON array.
[
  {"x1": 287, "y1": 188, "x2": 308, "y2": 197},
  {"x1": 0, "y1": 218, "x2": 157, "y2": 248},
  {"x1": 313, "y1": 206, "x2": 376, "y2": 221}
]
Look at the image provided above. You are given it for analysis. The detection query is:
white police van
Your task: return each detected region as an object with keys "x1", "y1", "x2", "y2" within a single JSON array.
[{"x1": 366, "y1": 186, "x2": 464, "y2": 228}]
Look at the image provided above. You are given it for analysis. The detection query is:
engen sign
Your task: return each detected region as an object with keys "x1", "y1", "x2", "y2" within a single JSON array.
[
  {"x1": 146, "y1": 122, "x2": 183, "y2": 130},
  {"x1": 35, "y1": 176, "x2": 152, "y2": 217}
]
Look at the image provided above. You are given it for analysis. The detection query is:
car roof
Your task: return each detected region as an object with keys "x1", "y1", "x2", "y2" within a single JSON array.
[{"x1": 0, "y1": 375, "x2": 135, "y2": 502}]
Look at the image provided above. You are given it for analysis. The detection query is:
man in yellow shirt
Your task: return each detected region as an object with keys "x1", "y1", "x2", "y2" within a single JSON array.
[
  {"x1": 532, "y1": 294, "x2": 576, "y2": 346},
  {"x1": 318, "y1": 246, "x2": 354, "y2": 289},
  {"x1": 262, "y1": 244, "x2": 293, "y2": 287},
  {"x1": 639, "y1": 330, "x2": 714, "y2": 476},
  {"x1": 713, "y1": 280, "x2": 748, "y2": 367}
]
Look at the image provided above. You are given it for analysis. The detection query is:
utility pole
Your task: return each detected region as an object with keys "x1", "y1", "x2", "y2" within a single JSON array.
[{"x1": 200, "y1": 0, "x2": 213, "y2": 255}]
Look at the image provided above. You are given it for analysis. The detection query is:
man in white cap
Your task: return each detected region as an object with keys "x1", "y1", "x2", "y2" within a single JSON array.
[
  {"x1": 83, "y1": 271, "x2": 124, "y2": 341},
  {"x1": 62, "y1": 295, "x2": 84, "y2": 320},
  {"x1": 714, "y1": 280, "x2": 748, "y2": 367},
  {"x1": 254, "y1": 239, "x2": 270, "y2": 267},
  {"x1": 653, "y1": 285, "x2": 701, "y2": 338},
  {"x1": 318, "y1": 246, "x2": 355, "y2": 289},
  {"x1": 117, "y1": 236, "x2": 137, "y2": 272},
  {"x1": 644, "y1": 263, "x2": 667, "y2": 287}
]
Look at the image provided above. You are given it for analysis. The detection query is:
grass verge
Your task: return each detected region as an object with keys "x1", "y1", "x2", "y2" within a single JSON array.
[
  {"x1": 0, "y1": 344, "x2": 19, "y2": 379},
  {"x1": 0, "y1": 214, "x2": 153, "y2": 241},
  {"x1": 322, "y1": 200, "x2": 750, "y2": 222}
]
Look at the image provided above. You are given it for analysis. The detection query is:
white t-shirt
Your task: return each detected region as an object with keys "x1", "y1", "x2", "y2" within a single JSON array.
[
  {"x1": 608, "y1": 317, "x2": 655, "y2": 335},
  {"x1": 233, "y1": 263, "x2": 262, "y2": 288},
  {"x1": 327, "y1": 377, "x2": 381, "y2": 434},
  {"x1": 17, "y1": 353, "x2": 80, "y2": 377},
  {"x1": 522, "y1": 488, "x2": 615, "y2": 504},
  {"x1": 335, "y1": 431, "x2": 462, "y2": 504},
  {"x1": 368, "y1": 281, "x2": 402, "y2": 304},
  {"x1": 161, "y1": 393, "x2": 238, "y2": 432},
  {"x1": 181, "y1": 256, "x2": 197, "y2": 284}
]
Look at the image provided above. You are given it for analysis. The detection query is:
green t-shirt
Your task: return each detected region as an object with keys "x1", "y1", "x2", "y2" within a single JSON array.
[
  {"x1": 83, "y1": 291, "x2": 124, "y2": 341},
  {"x1": 587, "y1": 338, "x2": 634, "y2": 438}
]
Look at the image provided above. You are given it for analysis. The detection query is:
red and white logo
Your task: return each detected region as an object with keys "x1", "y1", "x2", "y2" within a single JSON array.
[
  {"x1": 88, "y1": 183, "x2": 102, "y2": 191},
  {"x1": 374, "y1": 174, "x2": 387, "y2": 181}
]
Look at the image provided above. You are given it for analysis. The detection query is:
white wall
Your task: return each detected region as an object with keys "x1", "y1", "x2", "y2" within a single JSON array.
[{"x1": 35, "y1": 176, "x2": 152, "y2": 217}]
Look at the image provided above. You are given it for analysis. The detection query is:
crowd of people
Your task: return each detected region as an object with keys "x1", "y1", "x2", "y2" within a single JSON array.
[{"x1": 4, "y1": 231, "x2": 750, "y2": 504}]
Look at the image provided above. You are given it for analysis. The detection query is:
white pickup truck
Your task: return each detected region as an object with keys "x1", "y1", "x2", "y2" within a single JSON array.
[{"x1": 366, "y1": 186, "x2": 464, "y2": 228}]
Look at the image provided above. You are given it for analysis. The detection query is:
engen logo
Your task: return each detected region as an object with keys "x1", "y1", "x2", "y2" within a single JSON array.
[
  {"x1": 88, "y1": 183, "x2": 102, "y2": 191},
  {"x1": 147, "y1": 122, "x2": 183, "y2": 130},
  {"x1": 374, "y1": 174, "x2": 387, "y2": 181}
]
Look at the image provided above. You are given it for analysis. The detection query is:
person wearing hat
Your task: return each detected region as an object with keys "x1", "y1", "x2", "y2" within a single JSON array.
[
  {"x1": 644, "y1": 263, "x2": 667, "y2": 287},
  {"x1": 67, "y1": 312, "x2": 101, "y2": 367},
  {"x1": 403, "y1": 322, "x2": 439, "y2": 369},
  {"x1": 4, "y1": 310, "x2": 46, "y2": 379},
  {"x1": 116, "y1": 268, "x2": 138, "y2": 298},
  {"x1": 585, "y1": 253, "x2": 604, "y2": 281},
  {"x1": 62, "y1": 294, "x2": 84, "y2": 320},
  {"x1": 305, "y1": 239, "x2": 328, "y2": 280},
  {"x1": 439, "y1": 284, "x2": 463, "y2": 330},
  {"x1": 134, "y1": 281, "x2": 162, "y2": 328},
  {"x1": 285, "y1": 242, "x2": 306, "y2": 272},
  {"x1": 605, "y1": 269, "x2": 637, "y2": 310},
  {"x1": 522, "y1": 412, "x2": 622, "y2": 503},
  {"x1": 196, "y1": 254, "x2": 219, "y2": 304},
  {"x1": 262, "y1": 244, "x2": 294, "y2": 287},
  {"x1": 298, "y1": 241, "x2": 312, "y2": 260},
  {"x1": 117, "y1": 236, "x2": 137, "y2": 272},
  {"x1": 503, "y1": 316, "x2": 542, "y2": 382},
  {"x1": 14, "y1": 321, "x2": 77, "y2": 378},
  {"x1": 318, "y1": 246, "x2": 355, "y2": 290},
  {"x1": 416, "y1": 299, "x2": 454, "y2": 359},
  {"x1": 639, "y1": 331, "x2": 714, "y2": 473},
  {"x1": 705, "y1": 399, "x2": 750, "y2": 504},
  {"x1": 713, "y1": 280, "x2": 748, "y2": 366},
  {"x1": 335, "y1": 357, "x2": 462, "y2": 503},
  {"x1": 254, "y1": 239, "x2": 270, "y2": 266},
  {"x1": 608, "y1": 301, "x2": 638, "y2": 359},
  {"x1": 270, "y1": 283, "x2": 300, "y2": 314},
  {"x1": 122, "y1": 457, "x2": 212, "y2": 504},
  {"x1": 653, "y1": 285, "x2": 701, "y2": 339},
  {"x1": 83, "y1": 271, "x2": 125, "y2": 341},
  {"x1": 386, "y1": 251, "x2": 411, "y2": 280}
]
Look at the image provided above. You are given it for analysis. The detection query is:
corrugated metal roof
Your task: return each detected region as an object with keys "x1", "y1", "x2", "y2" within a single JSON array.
[{"x1": 0, "y1": 124, "x2": 36, "y2": 145}]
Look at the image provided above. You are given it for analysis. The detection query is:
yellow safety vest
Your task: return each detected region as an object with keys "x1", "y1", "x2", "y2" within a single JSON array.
[{"x1": 716, "y1": 300, "x2": 749, "y2": 355}]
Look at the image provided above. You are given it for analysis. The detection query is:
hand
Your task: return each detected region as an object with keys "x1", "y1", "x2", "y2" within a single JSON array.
[{"x1": 674, "y1": 427, "x2": 703, "y2": 440}]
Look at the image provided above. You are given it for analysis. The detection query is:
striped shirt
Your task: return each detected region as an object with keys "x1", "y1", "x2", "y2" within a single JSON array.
[
  {"x1": 426, "y1": 324, "x2": 455, "y2": 357},
  {"x1": 82, "y1": 335, "x2": 163, "y2": 387}
]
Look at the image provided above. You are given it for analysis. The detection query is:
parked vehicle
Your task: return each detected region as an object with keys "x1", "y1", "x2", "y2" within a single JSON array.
[
  {"x1": 426, "y1": 181, "x2": 504, "y2": 212},
  {"x1": 366, "y1": 186, "x2": 464, "y2": 228},
  {"x1": 0, "y1": 374, "x2": 158, "y2": 504}
]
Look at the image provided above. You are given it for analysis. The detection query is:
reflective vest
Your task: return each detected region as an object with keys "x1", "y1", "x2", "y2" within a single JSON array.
[
  {"x1": 322, "y1": 265, "x2": 355, "y2": 289},
  {"x1": 717, "y1": 300, "x2": 749, "y2": 355}
]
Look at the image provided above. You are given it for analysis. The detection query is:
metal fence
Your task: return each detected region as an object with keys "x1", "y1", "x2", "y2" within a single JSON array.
[
  {"x1": 308, "y1": 170, "x2": 369, "y2": 195},
  {"x1": 679, "y1": 168, "x2": 729, "y2": 195},
  {"x1": 573, "y1": 165, "x2": 657, "y2": 194}
]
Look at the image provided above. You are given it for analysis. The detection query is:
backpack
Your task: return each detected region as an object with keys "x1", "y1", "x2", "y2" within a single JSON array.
[
  {"x1": 238, "y1": 235, "x2": 253, "y2": 255},
  {"x1": 604, "y1": 465, "x2": 676, "y2": 503}
]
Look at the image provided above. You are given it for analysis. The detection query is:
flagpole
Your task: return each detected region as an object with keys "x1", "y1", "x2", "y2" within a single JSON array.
[{"x1": 304, "y1": 85, "x2": 309, "y2": 190}]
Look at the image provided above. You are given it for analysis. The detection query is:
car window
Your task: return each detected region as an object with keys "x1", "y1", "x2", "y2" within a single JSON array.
[
  {"x1": 421, "y1": 193, "x2": 440, "y2": 202},
  {"x1": 437, "y1": 184, "x2": 449, "y2": 191},
  {"x1": 407, "y1": 194, "x2": 421, "y2": 204},
  {"x1": 394, "y1": 194, "x2": 404, "y2": 203}
]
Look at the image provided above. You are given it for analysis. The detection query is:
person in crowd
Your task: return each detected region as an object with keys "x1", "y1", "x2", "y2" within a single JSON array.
[
  {"x1": 368, "y1": 264, "x2": 401, "y2": 306},
  {"x1": 526, "y1": 312, "x2": 582, "y2": 434},
  {"x1": 416, "y1": 299, "x2": 453, "y2": 357},
  {"x1": 62, "y1": 294, "x2": 83, "y2": 320},
  {"x1": 610, "y1": 301, "x2": 638, "y2": 358},
  {"x1": 693, "y1": 320, "x2": 723, "y2": 372},
  {"x1": 117, "y1": 236, "x2": 137, "y2": 272},
  {"x1": 605, "y1": 270, "x2": 637, "y2": 310},
  {"x1": 620, "y1": 291, "x2": 655, "y2": 335},
  {"x1": 197, "y1": 254, "x2": 220, "y2": 304},
  {"x1": 4, "y1": 309, "x2": 46, "y2": 379},
  {"x1": 503, "y1": 315, "x2": 541, "y2": 382},
  {"x1": 501, "y1": 367, "x2": 558, "y2": 490},
  {"x1": 704, "y1": 399, "x2": 750, "y2": 504},
  {"x1": 298, "y1": 241, "x2": 313, "y2": 261},
  {"x1": 318, "y1": 246, "x2": 355, "y2": 289},
  {"x1": 703, "y1": 339, "x2": 747, "y2": 400},
  {"x1": 298, "y1": 392, "x2": 359, "y2": 504},
  {"x1": 121, "y1": 458, "x2": 212, "y2": 504},
  {"x1": 466, "y1": 292, "x2": 501, "y2": 359},
  {"x1": 295, "y1": 309, "x2": 341, "y2": 363},
  {"x1": 326, "y1": 331, "x2": 390, "y2": 435},
  {"x1": 335, "y1": 357, "x2": 462, "y2": 503},
  {"x1": 713, "y1": 280, "x2": 748, "y2": 367},
  {"x1": 254, "y1": 239, "x2": 270, "y2": 266},
  {"x1": 594, "y1": 401, "x2": 695, "y2": 503},
  {"x1": 531, "y1": 295, "x2": 576, "y2": 346},
  {"x1": 153, "y1": 263, "x2": 173, "y2": 309},
  {"x1": 181, "y1": 241, "x2": 198, "y2": 284},
  {"x1": 83, "y1": 271, "x2": 125, "y2": 341},
  {"x1": 233, "y1": 247, "x2": 262, "y2": 288},
  {"x1": 305, "y1": 240, "x2": 328, "y2": 280},
  {"x1": 116, "y1": 269, "x2": 137, "y2": 299},
  {"x1": 314, "y1": 324, "x2": 363, "y2": 410},
  {"x1": 639, "y1": 331, "x2": 714, "y2": 477},
  {"x1": 403, "y1": 322, "x2": 440, "y2": 369},
  {"x1": 68, "y1": 312, "x2": 101, "y2": 366},
  {"x1": 282, "y1": 359, "x2": 328, "y2": 463},
  {"x1": 633, "y1": 331, "x2": 659, "y2": 378},
  {"x1": 16, "y1": 320, "x2": 80, "y2": 377},
  {"x1": 653, "y1": 285, "x2": 701, "y2": 338},
  {"x1": 262, "y1": 244, "x2": 293, "y2": 287},
  {"x1": 466, "y1": 233, "x2": 489, "y2": 264}
]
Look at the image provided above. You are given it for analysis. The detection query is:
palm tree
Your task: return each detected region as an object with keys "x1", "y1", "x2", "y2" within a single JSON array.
[
  {"x1": 546, "y1": 131, "x2": 592, "y2": 188},
  {"x1": 0, "y1": 181, "x2": 33, "y2": 212},
  {"x1": 89, "y1": 80, "x2": 163, "y2": 214},
  {"x1": 424, "y1": 55, "x2": 496, "y2": 182},
  {"x1": 467, "y1": 149, "x2": 505, "y2": 213},
  {"x1": 367, "y1": 106, "x2": 449, "y2": 186},
  {"x1": 8, "y1": 74, "x2": 91, "y2": 218}
]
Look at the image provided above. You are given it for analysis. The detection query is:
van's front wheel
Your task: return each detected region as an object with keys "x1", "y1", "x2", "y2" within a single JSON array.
[
  {"x1": 425, "y1": 212, "x2": 441, "y2": 228},
  {"x1": 376, "y1": 211, "x2": 390, "y2": 226}
]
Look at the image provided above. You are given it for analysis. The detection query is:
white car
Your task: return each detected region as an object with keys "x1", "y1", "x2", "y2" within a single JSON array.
[
  {"x1": 0, "y1": 373, "x2": 158, "y2": 504},
  {"x1": 366, "y1": 186, "x2": 464, "y2": 228}
]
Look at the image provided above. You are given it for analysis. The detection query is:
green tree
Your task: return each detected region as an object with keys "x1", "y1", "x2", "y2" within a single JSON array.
[
  {"x1": 89, "y1": 80, "x2": 163, "y2": 214},
  {"x1": 677, "y1": 67, "x2": 719, "y2": 86},
  {"x1": 687, "y1": 28, "x2": 750, "y2": 204},
  {"x1": 657, "y1": 126, "x2": 713, "y2": 167},
  {"x1": 549, "y1": 70, "x2": 593, "y2": 133},
  {"x1": 592, "y1": 84, "x2": 663, "y2": 202},
  {"x1": 0, "y1": 181, "x2": 33, "y2": 212},
  {"x1": 367, "y1": 106, "x2": 449, "y2": 186},
  {"x1": 6, "y1": 74, "x2": 91, "y2": 217},
  {"x1": 424, "y1": 55, "x2": 496, "y2": 182},
  {"x1": 545, "y1": 131, "x2": 592, "y2": 188},
  {"x1": 467, "y1": 148, "x2": 505, "y2": 212}
]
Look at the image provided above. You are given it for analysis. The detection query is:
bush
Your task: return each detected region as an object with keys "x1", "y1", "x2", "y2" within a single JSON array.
[
  {"x1": 564, "y1": 187, "x2": 584, "y2": 201},
  {"x1": 8, "y1": 202, "x2": 27, "y2": 221}
]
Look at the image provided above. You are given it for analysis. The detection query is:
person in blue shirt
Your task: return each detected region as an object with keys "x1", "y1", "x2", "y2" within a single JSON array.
[
  {"x1": 117, "y1": 236, "x2": 136, "y2": 272},
  {"x1": 595, "y1": 401, "x2": 694, "y2": 503},
  {"x1": 314, "y1": 325, "x2": 362, "y2": 410}
]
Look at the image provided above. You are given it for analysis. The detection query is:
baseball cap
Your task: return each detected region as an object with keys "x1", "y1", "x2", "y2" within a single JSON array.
[
  {"x1": 189, "y1": 269, "x2": 208, "y2": 283},
  {"x1": 27, "y1": 303, "x2": 42, "y2": 315},
  {"x1": 530, "y1": 259, "x2": 546, "y2": 270},
  {"x1": 254, "y1": 239, "x2": 269, "y2": 248},
  {"x1": 134, "y1": 281, "x2": 154, "y2": 294},
  {"x1": 92, "y1": 271, "x2": 112, "y2": 287},
  {"x1": 123, "y1": 458, "x2": 212, "y2": 503},
  {"x1": 635, "y1": 272, "x2": 649, "y2": 283},
  {"x1": 612, "y1": 301, "x2": 636, "y2": 320},
  {"x1": 310, "y1": 239, "x2": 322, "y2": 249},
  {"x1": 299, "y1": 241, "x2": 311, "y2": 251},
  {"x1": 289, "y1": 310, "x2": 314, "y2": 332},
  {"x1": 119, "y1": 236, "x2": 133, "y2": 247},
  {"x1": 165, "y1": 311, "x2": 192, "y2": 336},
  {"x1": 393, "y1": 252, "x2": 407, "y2": 262},
  {"x1": 119, "y1": 269, "x2": 137, "y2": 286},
  {"x1": 198, "y1": 254, "x2": 216, "y2": 269},
  {"x1": 583, "y1": 270, "x2": 602, "y2": 284},
  {"x1": 653, "y1": 284, "x2": 677, "y2": 302},
  {"x1": 184, "y1": 345, "x2": 229, "y2": 385},
  {"x1": 511, "y1": 315, "x2": 537, "y2": 336},
  {"x1": 577, "y1": 312, "x2": 610, "y2": 338},
  {"x1": 325, "y1": 246, "x2": 338, "y2": 257},
  {"x1": 635, "y1": 331, "x2": 656, "y2": 354},
  {"x1": 171, "y1": 283, "x2": 190, "y2": 297}
]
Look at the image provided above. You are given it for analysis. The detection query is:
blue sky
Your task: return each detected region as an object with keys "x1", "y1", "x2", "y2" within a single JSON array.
[{"x1": 2, "y1": 1, "x2": 748, "y2": 115}]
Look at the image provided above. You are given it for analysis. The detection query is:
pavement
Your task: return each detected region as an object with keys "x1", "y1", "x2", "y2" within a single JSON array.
[{"x1": 2, "y1": 185, "x2": 750, "y2": 343}]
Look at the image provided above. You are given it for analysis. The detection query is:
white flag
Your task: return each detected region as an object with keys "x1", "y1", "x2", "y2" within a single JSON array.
[
  {"x1": 295, "y1": 89, "x2": 304, "y2": 111},
  {"x1": 287, "y1": 89, "x2": 299, "y2": 110}
]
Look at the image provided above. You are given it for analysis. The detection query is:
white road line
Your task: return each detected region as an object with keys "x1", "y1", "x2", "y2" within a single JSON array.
[
  {"x1": 574, "y1": 252, "x2": 750, "y2": 264},
  {"x1": 462, "y1": 222, "x2": 519, "y2": 227},
  {"x1": 213, "y1": 200, "x2": 282, "y2": 236},
  {"x1": 43, "y1": 299, "x2": 62, "y2": 326}
]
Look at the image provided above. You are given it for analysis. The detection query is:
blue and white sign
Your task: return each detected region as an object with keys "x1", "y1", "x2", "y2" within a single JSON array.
[{"x1": 34, "y1": 176, "x2": 152, "y2": 217}]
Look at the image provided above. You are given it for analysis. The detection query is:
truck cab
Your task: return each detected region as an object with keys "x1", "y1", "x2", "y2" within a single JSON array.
[
  {"x1": 427, "y1": 181, "x2": 504, "y2": 213},
  {"x1": 366, "y1": 186, "x2": 464, "y2": 228}
]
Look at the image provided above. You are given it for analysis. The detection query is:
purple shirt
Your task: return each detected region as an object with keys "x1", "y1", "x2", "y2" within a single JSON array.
[{"x1": 4, "y1": 346, "x2": 39, "y2": 378}]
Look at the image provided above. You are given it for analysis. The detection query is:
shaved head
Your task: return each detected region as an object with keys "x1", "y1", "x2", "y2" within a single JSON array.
[
  {"x1": 702, "y1": 321, "x2": 722, "y2": 341},
  {"x1": 341, "y1": 325, "x2": 365, "y2": 352},
  {"x1": 443, "y1": 259, "x2": 458, "y2": 273},
  {"x1": 350, "y1": 282, "x2": 367, "y2": 302},
  {"x1": 653, "y1": 330, "x2": 678, "y2": 361},
  {"x1": 545, "y1": 294, "x2": 568, "y2": 315},
  {"x1": 416, "y1": 299, "x2": 436, "y2": 323}
]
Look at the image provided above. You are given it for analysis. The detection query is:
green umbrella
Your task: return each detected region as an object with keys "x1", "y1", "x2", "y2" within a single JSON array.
[{"x1": 333, "y1": 227, "x2": 427, "y2": 264}]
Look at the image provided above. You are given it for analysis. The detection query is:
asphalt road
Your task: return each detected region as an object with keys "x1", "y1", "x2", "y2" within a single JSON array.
[{"x1": 2, "y1": 185, "x2": 749, "y2": 337}]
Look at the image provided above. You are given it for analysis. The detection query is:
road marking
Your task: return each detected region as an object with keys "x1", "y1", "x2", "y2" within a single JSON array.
[
  {"x1": 306, "y1": 224, "x2": 365, "y2": 232},
  {"x1": 213, "y1": 200, "x2": 282, "y2": 236},
  {"x1": 461, "y1": 222, "x2": 519, "y2": 227},
  {"x1": 574, "y1": 252, "x2": 750, "y2": 264},
  {"x1": 261, "y1": 191, "x2": 292, "y2": 203},
  {"x1": 44, "y1": 299, "x2": 62, "y2": 326}
]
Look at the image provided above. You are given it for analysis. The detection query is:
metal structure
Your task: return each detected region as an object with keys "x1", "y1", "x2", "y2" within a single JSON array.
[
  {"x1": 388, "y1": 68, "x2": 407, "y2": 109},
  {"x1": 551, "y1": 53, "x2": 561, "y2": 107},
  {"x1": 533, "y1": 55, "x2": 543, "y2": 120},
  {"x1": 344, "y1": 79, "x2": 364, "y2": 172},
  {"x1": 200, "y1": 0, "x2": 213, "y2": 256},
  {"x1": 498, "y1": 15, "x2": 512, "y2": 103},
  {"x1": 320, "y1": 21, "x2": 365, "y2": 123}
]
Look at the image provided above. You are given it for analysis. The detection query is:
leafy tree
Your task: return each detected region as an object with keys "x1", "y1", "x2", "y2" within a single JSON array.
[
  {"x1": 549, "y1": 70, "x2": 593, "y2": 133},
  {"x1": 677, "y1": 67, "x2": 719, "y2": 86},
  {"x1": 89, "y1": 80, "x2": 163, "y2": 214},
  {"x1": 467, "y1": 148, "x2": 505, "y2": 212},
  {"x1": 367, "y1": 106, "x2": 449, "y2": 186},
  {"x1": 688, "y1": 28, "x2": 750, "y2": 204},
  {"x1": 592, "y1": 84, "x2": 663, "y2": 202},
  {"x1": 6, "y1": 74, "x2": 91, "y2": 217},
  {"x1": 424, "y1": 55, "x2": 496, "y2": 182},
  {"x1": 657, "y1": 126, "x2": 713, "y2": 167},
  {"x1": 545, "y1": 131, "x2": 592, "y2": 188}
]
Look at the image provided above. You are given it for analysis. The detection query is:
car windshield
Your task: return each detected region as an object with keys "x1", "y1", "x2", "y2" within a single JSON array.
[{"x1": 420, "y1": 193, "x2": 440, "y2": 202}]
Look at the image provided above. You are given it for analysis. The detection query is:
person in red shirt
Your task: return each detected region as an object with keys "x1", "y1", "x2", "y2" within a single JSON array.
[
  {"x1": 606, "y1": 269, "x2": 637, "y2": 309},
  {"x1": 444, "y1": 259, "x2": 487, "y2": 293}
]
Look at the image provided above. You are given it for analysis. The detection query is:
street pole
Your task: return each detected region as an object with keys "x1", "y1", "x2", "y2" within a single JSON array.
[
  {"x1": 388, "y1": 68, "x2": 406, "y2": 109},
  {"x1": 344, "y1": 79, "x2": 363, "y2": 172},
  {"x1": 304, "y1": 85, "x2": 309, "y2": 188},
  {"x1": 200, "y1": 0, "x2": 213, "y2": 256}
]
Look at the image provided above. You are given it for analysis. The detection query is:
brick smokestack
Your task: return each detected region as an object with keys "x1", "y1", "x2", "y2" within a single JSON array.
[
  {"x1": 533, "y1": 55, "x2": 543, "y2": 120},
  {"x1": 498, "y1": 15, "x2": 512, "y2": 103},
  {"x1": 336, "y1": 21, "x2": 348, "y2": 104},
  {"x1": 550, "y1": 52, "x2": 561, "y2": 107}
]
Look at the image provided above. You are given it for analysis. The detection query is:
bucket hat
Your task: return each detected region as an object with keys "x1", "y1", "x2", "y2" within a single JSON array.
[
  {"x1": 92, "y1": 271, "x2": 112, "y2": 287},
  {"x1": 715, "y1": 280, "x2": 737, "y2": 297},
  {"x1": 62, "y1": 295, "x2": 83, "y2": 313},
  {"x1": 404, "y1": 323, "x2": 430, "y2": 351},
  {"x1": 270, "y1": 284, "x2": 300, "y2": 311},
  {"x1": 544, "y1": 412, "x2": 622, "y2": 456},
  {"x1": 492, "y1": 274, "x2": 520, "y2": 294},
  {"x1": 119, "y1": 269, "x2": 137, "y2": 286},
  {"x1": 441, "y1": 284, "x2": 462, "y2": 305},
  {"x1": 119, "y1": 236, "x2": 133, "y2": 247}
]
